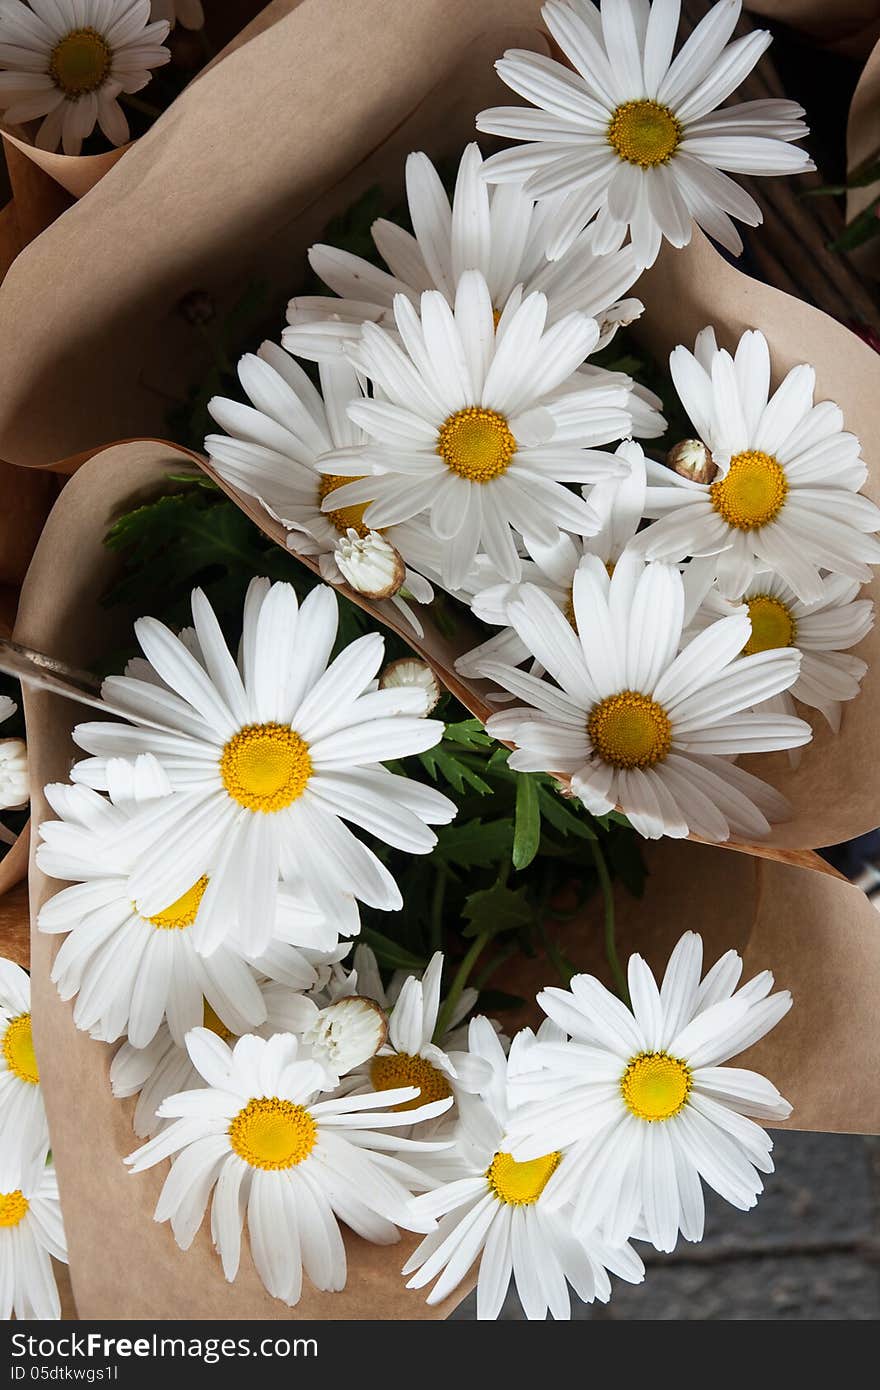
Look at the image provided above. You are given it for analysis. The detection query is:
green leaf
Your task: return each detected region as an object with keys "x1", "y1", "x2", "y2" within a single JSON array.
[
  {"x1": 418, "y1": 746, "x2": 493, "y2": 796},
  {"x1": 512, "y1": 773, "x2": 541, "y2": 870},
  {"x1": 433, "y1": 818, "x2": 514, "y2": 868},
  {"x1": 442, "y1": 719, "x2": 494, "y2": 750},
  {"x1": 537, "y1": 785, "x2": 596, "y2": 840},
  {"x1": 360, "y1": 928, "x2": 426, "y2": 973},
  {"x1": 462, "y1": 879, "x2": 534, "y2": 939},
  {"x1": 829, "y1": 198, "x2": 880, "y2": 253}
]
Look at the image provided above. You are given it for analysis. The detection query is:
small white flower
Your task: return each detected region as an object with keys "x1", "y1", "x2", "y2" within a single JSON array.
[
  {"x1": 0, "y1": 0, "x2": 171, "y2": 155},
  {"x1": 404, "y1": 1016, "x2": 645, "y2": 1318},
  {"x1": 334, "y1": 528, "x2": 406, "y2": 599},
  {"x1": 337, "y1": 952, "x2": 492, "y2": 1128},
  {"x1": 634, "y1": 327, "x2": 880, "y2": 603},
  {"x1": 69, "y1": 580, "x2": 456, "y2": 956},
  {"x1": 484, "y1": 552, "x2": 812, "y2": 841},
  {"x1": 126, "y1": 1030, "x2": 452, "y2": 1305},
  {"x1": 505, "y1": 931, "x2": 792, "y2": 1253},
  {"x1": 688, "y1": 571, "x2": 874, "y2": 733},
  {"x1": 379, "y1": 659, "x2": 442, "y2": 716},
  {"x1": 300, "y1": 996, "x2": 389, "y2": 1076},
  {"x1": 477, "y1": 0, "x2": 813, "y2": 265},
  {"x1": 284, "y1": 142, "x2": 646, "y2": 359},
  {"x1": 0, "y1": 696, "x2": 16, "y2": 724},
  {"x1": 318, "y1": 270, "x2": 631, "y2": 590},
  {"x1": 0, "y1": 738, "x2": 28, "y2": 809},
  {"x1": 0, "y1": 1161, "x2": 67, "y2": 1320},
  {"x1": 0, "y1": 959, "x2": 49, "y2": 1191}
]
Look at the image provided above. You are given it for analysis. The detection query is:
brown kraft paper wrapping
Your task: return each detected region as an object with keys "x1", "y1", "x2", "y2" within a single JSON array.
[
  {"x1": 14, "y1": 447, "x2": 880, "y2": 1319},
  {"x1": 0, "y1": 0, "x2": 550, "y2": 467}
]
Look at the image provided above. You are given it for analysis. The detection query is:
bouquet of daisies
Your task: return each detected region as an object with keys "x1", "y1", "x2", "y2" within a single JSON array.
[{"x1": 5, "y1": 0, "x2": 880, "y2": 1324}]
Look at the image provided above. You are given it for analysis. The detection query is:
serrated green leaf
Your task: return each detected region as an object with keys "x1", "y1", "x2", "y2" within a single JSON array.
[
  {"x1": 462, "y1": 879, "x2": 534, "y2": 939},
  {"x1": 433, "y1": 818, "x2": 514, "y2": 868},
  {"x1": 512, "y1": 773, "x2": 541, "y2": 870},
  {"x1": 418, "y1": 746, "x2": 493, "y2": 796}
]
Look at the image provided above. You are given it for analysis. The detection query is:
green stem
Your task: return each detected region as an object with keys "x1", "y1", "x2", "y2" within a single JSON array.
[
  {"x1": 120, "y1": 93, "x2": 164, "y2": 120},
  {"x1": 429, "y1": 868, "x2": 446, "y2": 953},
  {"x1": 433, "y1": 930, "x2": 491, "y2": 1043},
  {"x1": 473, "y1": 942, "x2": 518, "y2": 990},
  {"x1": 590, "y1": 839, "x2": 629, "y2": 1006},
  {"x1": 538, "y1": 920, "x2": 575, "y2": 986}
]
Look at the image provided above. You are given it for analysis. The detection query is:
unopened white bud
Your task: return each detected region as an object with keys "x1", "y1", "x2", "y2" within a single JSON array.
[
  {"x1": 379, "y1": 658, "x2": 441, "y2": 715},
  {"x1": 335, "y1": 529, "x2": 406, "y2": 599},
  {"x1": 666, "y1": 438, "x2": 717, "y2": 485},
  {"x1": 0, "y1": 739, "x2": 28, "y2": 810},
  {"x1": 301, "y1": 995, "x2": 388, "y2": 1075}
]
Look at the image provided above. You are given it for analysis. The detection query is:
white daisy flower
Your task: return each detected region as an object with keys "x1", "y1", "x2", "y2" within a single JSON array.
[
  {"x1": 70, "y1": 579, "x2": 456, "y2": 956},
  {"x1": 634, "y1": 327, "x2": 880, "y2": 603},
  {"x1": 0, "y1": 959, "x2": 49, "y2": 1192},
  {"x1": 0, "y1": 0, "x2": 171, "y2": 155},
  {"x1": 404, "y1": 1016, "x2": 645, "y2": 1318},
  {"x1": 111, "y1": 977, "x2": 328, "y2": 1138},
  {"x1": 35, "y1": 759, "x2": 341, "y2": 1049},
  {"x1": 689, "y1": 572, "x2": 874, "y2": 734},
  {"x1": 125, "y1": 1030, "x2": 452, "y2": 1305},
  {"x1": 150, "y1": 0, "x2": 203, "y2": 29},
  {"x1": 483, "y1": 552, "x2": 812, "y2": 841},
  {"x1": 476, "y1": 0, "x2": 814, "y2": 265},
  {"x1": 352, "y1": 942, "x2": 479, "y2": 1034},
  {"x1": 205, "y1": 349, "x2": 437, "y2": 635},
  {"x1": 284, "y1": 142, "x2": 646, "y2": 360},
  {"x1": 317, "y1": 270, "x2": 631, "y2": 590},
  {"x1": 0, "y1": 1160, "x2": 67, "y2": 1321},
  {"x1": 336, "y1": 952, "x2": 492, "y2": 1125},
  {"x1": 378, "y1": 658, "x2": 442, "y2": 715},
  {"x1": 457, "y1": 438, "x2": 646, "y2": 679},
  {"x1": 0, "y1": 695, "x2": 16, "y2": 724},
  {"x1": 505, "y1": 931, "x2": 792, "y2": 1252}
]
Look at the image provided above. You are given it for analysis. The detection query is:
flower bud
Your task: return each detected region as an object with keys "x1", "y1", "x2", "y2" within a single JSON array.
[
  {"x1": 379, "y1": 658, "x2": 441, "y2": 715},
  {"x1": 335, "y1": 529, "x2": 406, "y2": 599},
  {"x1": 665, "y1": 438, "x2": 717, "y2": 485},
  {"x1": 0, "y1": 739, "x2": 28, "y2": 810},
  {"x1": 302, "y1": 996, "x2": 388, "y2": 1075}
]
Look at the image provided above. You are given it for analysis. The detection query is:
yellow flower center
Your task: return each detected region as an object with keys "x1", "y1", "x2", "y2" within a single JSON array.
[
  {"x1": 202, "y1": 1001, "x2": 235, "y2": 1043},
  {"x1": 2, "y1": 1014, "x2": 38, "y2": 1085},
  {"x1": 621, "y1": 1052, "x2": 692, "y2": 1122},
  {"x1": 228, "y1": 1097, "x2": 317, "y2": 1170},
  {"x1": 319, "y1": 474, "x2": 373, "y2": 538},
  {"x1": 0, "y1": 1191, "x2": 29, "y2": 1228},
  {"x1": 437, "y1": 407, "x2": 516, "y2": 484},
  {"x1": 492, "y1": 307, "x2": 503, "y2": 330},
  {"x1": 49, "y1": 28, "x2": 112, "y2": 98},
  {"x1": 486, "y1": 1150, "x2": 561, "y2": 1206},
  {"x1": 220, "y1": 723, "x2": 312, "y2": 812},
  {"x1": 370, "y1": 1052, "x2": 453, "y2": 1113},
  {"x1": 587, "y1": 690, "x2": 672, "y2": 769},
  {"x1": 710, "y1": 450, "x2": 788, "y2": 531},
  {"x1": 563, "y1": 587, "x2": 578, "y2": 632},
  {"x1": 607, "y1": 99, "x2": 682, "y2": 167},
  {"x1": 743, "y1": 594, "x2": 797, "y2": 655},
  {"x1": 144, "y1": 876, "x2": 208, "y2": 930}
]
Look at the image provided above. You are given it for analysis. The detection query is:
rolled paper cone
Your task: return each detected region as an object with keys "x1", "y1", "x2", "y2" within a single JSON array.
[
  {"x1": 0, "y1": 1, "x2": 281, "y2": 200},
  {"x1": 846, "y1": 35, "x2": 880, "y2": 281},
  {"x1": 0, "y1": 0, "x2": 550, "y2": 467},
  {"x1": 0, "y1": 461, "x2": 59, "y2": 588},
  {"x1": 14, "y1": 446, "x2": 474, "y2": 1319},
  {"x1": 0, "y1": 859, "x2": 29, "y2": 964}
]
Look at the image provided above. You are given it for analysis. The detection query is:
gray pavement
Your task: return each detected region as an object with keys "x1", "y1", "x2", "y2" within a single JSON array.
[{"x1": 453, "y1": 1131, "x2": 880, "y2": 1320}]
